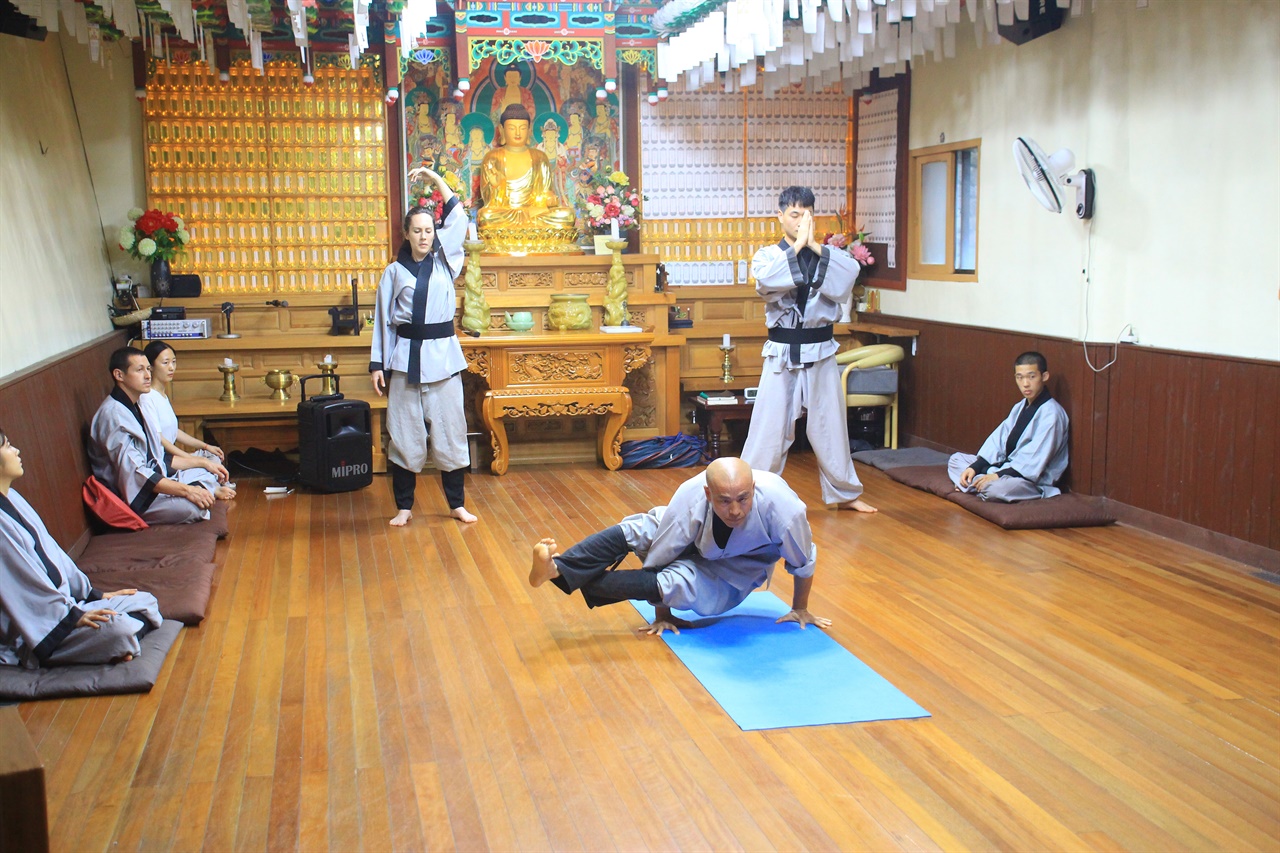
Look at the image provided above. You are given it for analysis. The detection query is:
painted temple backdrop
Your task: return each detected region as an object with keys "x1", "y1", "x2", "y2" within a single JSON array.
[{"x1": 401, "y1": 56, "x2": 622, "y2": 230}]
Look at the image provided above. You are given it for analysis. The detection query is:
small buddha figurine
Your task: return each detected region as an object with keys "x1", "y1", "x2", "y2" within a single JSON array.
[{"x1": 477, "y1": 104, "x2": 577, "y2": 241}]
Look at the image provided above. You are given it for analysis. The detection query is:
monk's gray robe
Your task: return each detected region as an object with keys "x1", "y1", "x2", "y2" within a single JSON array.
[
  {"x1": 741, "y1": 241, "x2": 865, "y2": 504},
  {"x1": 948, "y1": 391, "x2": 1070, "y2": 501},
  {"x1": 0, "y1": 489, "x2": 161, "y2": 668},
  {"x1": 614, "y1": 469, "x2": 817, "y2": 615},
  {"x1": 88, "y1": 388, "x2": 212, "y2": 524}
]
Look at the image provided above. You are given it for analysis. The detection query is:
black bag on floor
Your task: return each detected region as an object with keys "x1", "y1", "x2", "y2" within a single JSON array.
[{"x1": 297, "y1": 375, "x2": 373, "y2": 492}]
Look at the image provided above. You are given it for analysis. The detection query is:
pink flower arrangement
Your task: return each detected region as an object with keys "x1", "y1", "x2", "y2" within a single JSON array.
[
  {"x1": 822, "y1": 215, "x2": 875, "y2": 268},
  {"x1": 583, "y1": 170, "x2": 643, "y2": 232}
]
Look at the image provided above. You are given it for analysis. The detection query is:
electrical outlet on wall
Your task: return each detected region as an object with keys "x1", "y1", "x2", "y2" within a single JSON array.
[{"x1": 1120, "y1": 327, "x2": 1139, "y2": 344}]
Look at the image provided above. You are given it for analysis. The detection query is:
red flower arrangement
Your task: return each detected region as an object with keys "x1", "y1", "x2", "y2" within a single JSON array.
[{"x1": 118, "y1": 206, "x2": 189, "y2": 263}]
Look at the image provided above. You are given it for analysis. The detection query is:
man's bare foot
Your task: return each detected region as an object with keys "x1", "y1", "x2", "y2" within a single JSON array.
[
  {"x1": 841, "y1": 498, "x2": 878, "y2": 513},
  {"x1": 389, "y1": 509, "x2": 413, "y2": 527},
  {"x1": 216, "y1": 485, "x2": 237, "y2": 500},
  {"x1": 529, "y1": 538, "x2": 560, "y2": 587},
  {"x1": 450, "y1": 506, "x2": 478, "y2": 524}
]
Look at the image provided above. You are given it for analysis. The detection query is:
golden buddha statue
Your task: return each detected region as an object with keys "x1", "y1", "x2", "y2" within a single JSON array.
[{"x1": 477, "y1": 104, "x2": 579, "y2": 253}]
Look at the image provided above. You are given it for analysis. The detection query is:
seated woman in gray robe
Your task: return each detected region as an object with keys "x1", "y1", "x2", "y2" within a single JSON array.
[{"x1": 0, "y1": 427, "x2": 161, "y2": 668}]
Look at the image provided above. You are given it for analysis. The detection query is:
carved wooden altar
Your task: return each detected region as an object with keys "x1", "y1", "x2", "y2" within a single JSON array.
[{"x1": 462, "y1": 331, "x2": 654, "y2": 475}]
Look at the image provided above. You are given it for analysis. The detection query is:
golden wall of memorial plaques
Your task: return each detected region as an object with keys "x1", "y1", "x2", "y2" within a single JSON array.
[{"x1": 143, "y1": 60, "x2": 388, "y2": 294}]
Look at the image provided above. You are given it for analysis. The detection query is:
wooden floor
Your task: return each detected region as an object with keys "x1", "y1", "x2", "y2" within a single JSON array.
[{"x1": 18, "y1": 456, "x2": 1280, "y2": 852}]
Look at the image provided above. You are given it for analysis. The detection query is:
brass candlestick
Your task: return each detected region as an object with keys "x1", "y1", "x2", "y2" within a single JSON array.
[
  {"x1": 461, "y1": 239, "x2": 489, "y2": 334},
  {"x1": 316, "y1": 360, "x2": 338, "y2": 396},
  {"x1": 603, "y1": 238, "x2": 629, "y2": 327},
  {"x1": 217, "y1": 363, "x2": 240, "y2": 402},
  {"x1": 719, "y1": 345, "x2": 735, "y2": 384}
]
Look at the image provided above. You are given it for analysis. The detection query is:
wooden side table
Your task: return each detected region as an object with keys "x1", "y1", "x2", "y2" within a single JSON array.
[{"x1": 694, "y1": 397, "x2": 756, "y2": 458}]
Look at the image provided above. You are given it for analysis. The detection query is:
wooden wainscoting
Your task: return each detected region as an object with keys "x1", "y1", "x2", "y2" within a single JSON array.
[
  {"x1": 0, "y1": 331, "x2": 127, "y2": 552},
  {"x1": 882, "y1": 315, "x2": 1278, "y2": 563}
]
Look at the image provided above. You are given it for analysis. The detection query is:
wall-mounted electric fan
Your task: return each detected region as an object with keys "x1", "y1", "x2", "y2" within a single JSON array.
[{"x1": 1014, "y1": 137, "x2": 1095, "y2": 219}]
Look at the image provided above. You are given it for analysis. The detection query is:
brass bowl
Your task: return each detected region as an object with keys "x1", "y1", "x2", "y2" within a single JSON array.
[
  {"x1": 547, "y1": 293, "x2": 592, "y2": 330},
  {"x1": 264, "y1": 369, "x2": 295, "y2": 401}
]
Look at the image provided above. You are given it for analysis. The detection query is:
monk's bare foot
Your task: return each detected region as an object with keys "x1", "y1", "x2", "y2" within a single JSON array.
[
  {"x1": 841, "y1": 498, "x2": 878, "y2": 513},
  {"x1": 450, "y1": 506, "x2": 478, "y2": 524},
  {"x1": 389, "y1": 509, "x2": 412, "y2": 527},
  {"x1": 529, "y1": 538, "x2": 560, "y2": 587},
  {"x1": 216, "y1": 486, "x2": 236, "y2": 500}
]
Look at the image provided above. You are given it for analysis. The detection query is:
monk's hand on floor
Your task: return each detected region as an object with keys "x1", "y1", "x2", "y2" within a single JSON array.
[
  {"x1": 640, "y1": 616, "x2": 694, "y2": 637},
  {"x1": 776, "y1": 609, "x2": 832, "y2": 630}
]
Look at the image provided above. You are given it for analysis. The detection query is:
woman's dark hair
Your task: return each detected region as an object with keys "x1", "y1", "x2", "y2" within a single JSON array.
[
  {"x1": 142, "y1": 340, "x2": 175, "y2": 365},
  {"x1": 0, "y1": 426, "x2": 7, "y2": 446},
  {"x1": 402, "y1": 205, "x2": 436, "y2": 232}
]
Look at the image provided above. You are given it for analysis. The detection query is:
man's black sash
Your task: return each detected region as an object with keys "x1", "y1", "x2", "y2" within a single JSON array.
[{"x1": 768, "y1": 325, "x2": 834, "y2": 346}]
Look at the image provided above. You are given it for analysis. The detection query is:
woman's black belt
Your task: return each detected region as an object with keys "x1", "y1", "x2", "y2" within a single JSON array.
[
  {"x1": 396, "y1": 321, "x2": 455, "y2": 340},
  {"x1": 767, "y1": 325, "x2": 834, "y2": 344}
]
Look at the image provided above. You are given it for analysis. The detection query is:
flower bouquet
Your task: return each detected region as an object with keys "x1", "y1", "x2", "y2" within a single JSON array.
[
  {"x1": 410, "y1": 169, "x2": 467, "y2": 223},
  {"x1": 119, "y1": 207, "x2": 189, "y2": 263},
  {"x1": 119, "y1": 207, "x2": 189, "y2": 297},
  {"x1": 822, "y1": 213, "x2": 876, "y2": 319},
  {"x1": 583, "y1": 170, "x2": 643, "y2": 234}
]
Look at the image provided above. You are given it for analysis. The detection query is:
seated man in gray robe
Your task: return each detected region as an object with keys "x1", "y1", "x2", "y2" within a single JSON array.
[
  {"x1": 0, "y1": 426, "x2": 162, "y2": 668},
  {"x1": 88, "y1": 347, "x2": 224, "y2": 524},
  {"x1": 948, "y1": 351, "x2": 1070, "y2": 502},
  {"x1": 529, "y1": 457, "x2": 830, "y2": 636}
]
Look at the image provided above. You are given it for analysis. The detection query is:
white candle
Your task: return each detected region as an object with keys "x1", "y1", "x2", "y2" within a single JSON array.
[
  {"x1": 324, "y1": 354, "x2": 333, "y2": 363},
  {"x1": 468, "y1": 222, "x2": 478, "y2": 241},
  {"x1": 610, "y1": 218, "x2": 620, "y2": 240},
  {"x1": 223, "y1": 357, "x2": 233, "y2": 367},
  {"x1": 722, "y1": 333, "x2": 731, "y2": 348}
]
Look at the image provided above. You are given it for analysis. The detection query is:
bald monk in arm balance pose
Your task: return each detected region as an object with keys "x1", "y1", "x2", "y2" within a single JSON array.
[{"x1": 529, "y1": 457, "x2": 830, "y2": 636}]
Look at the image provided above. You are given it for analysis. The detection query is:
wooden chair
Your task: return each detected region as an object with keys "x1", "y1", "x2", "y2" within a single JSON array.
[{"x1": 835, "y1": 344, "x2": 905, "y2": 449}]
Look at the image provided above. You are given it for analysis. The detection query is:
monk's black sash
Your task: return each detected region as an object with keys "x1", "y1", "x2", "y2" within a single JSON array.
[{"x1": 396, "y1": 321, "x2": 455, "y2": 341}]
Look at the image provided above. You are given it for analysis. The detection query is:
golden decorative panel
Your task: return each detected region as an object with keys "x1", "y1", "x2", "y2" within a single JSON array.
[
  {"x1": 144, "y1": 61, "x2": 387, "y2": 294},
  {"x1": 510, "y1": 352, "x2": 603, "y2": 384}
]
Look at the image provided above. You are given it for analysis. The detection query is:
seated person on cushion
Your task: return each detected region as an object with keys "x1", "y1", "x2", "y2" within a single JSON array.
[
  {"x1": 529, "y1": 457, "x2": 830, "y2": 636},
  {"x1": 0, "y1": 427, "x2": 162, "y2": 668},
  {"x1": 948, "y1": 351, "x2": 1069, "y2": 502},
  {"x1": 88, "y1": 347, "x2": 224, "y2": 525}
]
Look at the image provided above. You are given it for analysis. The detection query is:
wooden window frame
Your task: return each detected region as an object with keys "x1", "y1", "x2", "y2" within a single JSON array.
[
  {"x1": 907, "y1": 138, "x2": 980, "y2": 283},
  {"x1": 851, "y1": 71, "x2": 910, "y2": 292}
]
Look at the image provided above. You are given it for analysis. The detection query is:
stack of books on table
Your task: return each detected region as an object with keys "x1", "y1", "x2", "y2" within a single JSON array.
[{"x1": 699, "y1": 392, "x2": 744, "y2": 406}]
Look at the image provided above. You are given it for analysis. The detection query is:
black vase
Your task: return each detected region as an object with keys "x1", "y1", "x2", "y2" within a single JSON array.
[{"x1": 151, "y1": 258, "x2": 172, "y2": 297}]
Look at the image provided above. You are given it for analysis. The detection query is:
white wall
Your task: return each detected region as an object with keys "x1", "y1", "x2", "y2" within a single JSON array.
[
  {"x1": 0, "y1": 32, "x2": 118, "y2": 378},
  {"x1": 879, "y1": 0, "x2": 1280, "y2": 361}
]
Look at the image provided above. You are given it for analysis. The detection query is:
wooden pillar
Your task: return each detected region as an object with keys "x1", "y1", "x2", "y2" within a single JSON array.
[
  {"x1": 382, "y1": 21, "x2": 404, "y2": 260},
  {"x1": 620, "y1": 62, "x2": 641, "y2": 253}
]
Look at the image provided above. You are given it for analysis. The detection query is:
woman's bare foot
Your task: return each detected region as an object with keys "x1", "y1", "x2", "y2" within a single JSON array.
[
  {"x1": 216, "y1": 485, "x2": 237, "y2": 500},
  {"x1": 450, "y1": 506, "x2": 478, "y2": 524},
  {"x1": 389, "y1": 509, "x2": 413, "y2": 527},
  {"x1": 529, "y1": 538, "x2": 560, "y2": 587},
  {"x1": 841, "y1": 498, "x2": 878, "y2": 513}
]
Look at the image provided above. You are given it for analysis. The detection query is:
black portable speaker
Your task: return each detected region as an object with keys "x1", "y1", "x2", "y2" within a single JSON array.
[
  {"x1": 170, "y1": 274, "x2": 202, "y2": 297},
  {"x1": 296, "y1": 375, "x2": 374, "y2": 493}
]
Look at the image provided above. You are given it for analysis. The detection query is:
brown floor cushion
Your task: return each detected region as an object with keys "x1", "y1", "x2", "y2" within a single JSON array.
[
  {"x1": 945, "y1": 490, "x2": 1116, "y2": 530},
  {"x1": 85, "y1": 562, "x2": 217, "y2": 626},
  {"x1": 885, "y1": 465, "x2": 957, "y2": 497},
  {"x1": 77, "y1": 523, "x2": 219, "y2": 573},
  {"x1": 0, "y1": 620, "x2": 183, "y2": 701}
]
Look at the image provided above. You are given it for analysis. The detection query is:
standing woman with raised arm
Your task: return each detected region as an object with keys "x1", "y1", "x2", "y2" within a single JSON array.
[{"x1": 369, "y1": 167, "x2": 478, "y2": 526}]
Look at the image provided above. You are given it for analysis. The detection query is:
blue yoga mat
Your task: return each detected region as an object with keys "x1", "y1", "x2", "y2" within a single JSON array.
[{"x1": 632, "y1": 592, "x2": 930, "y2": 730}]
